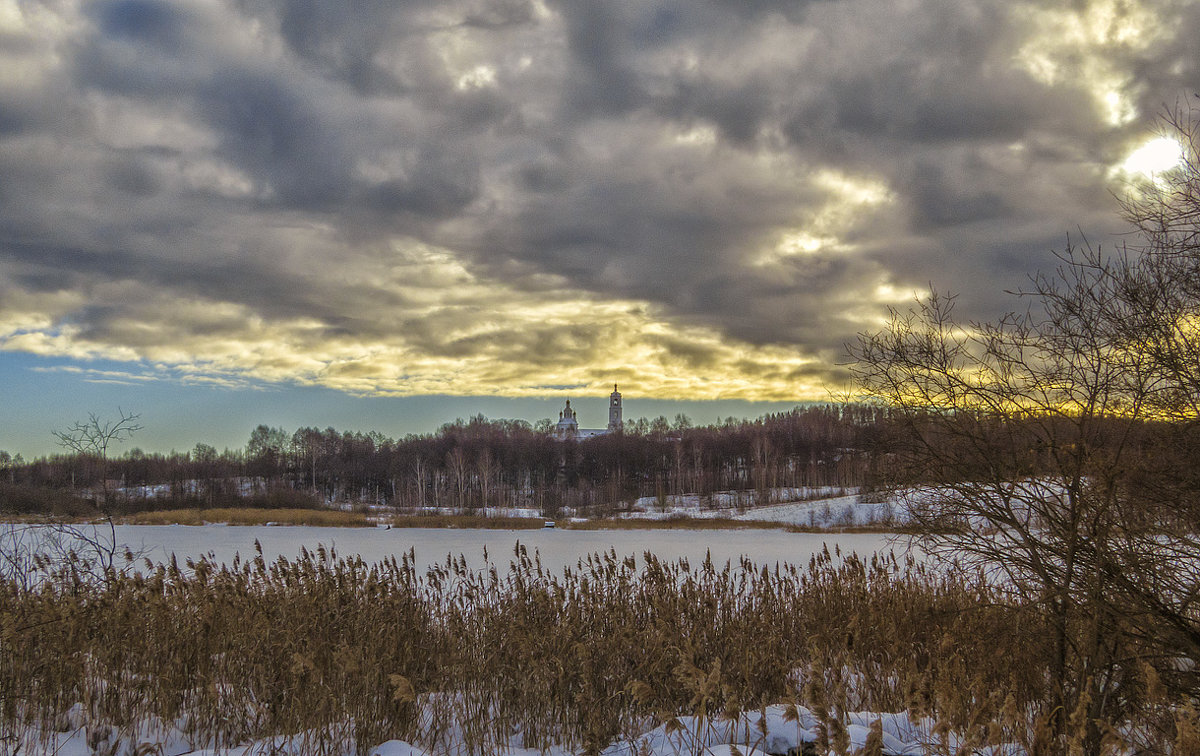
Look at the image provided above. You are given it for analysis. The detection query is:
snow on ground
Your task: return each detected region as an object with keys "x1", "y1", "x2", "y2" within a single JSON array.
[
  {"x1": 397, "y1": 506, "x2": 547, "y2": 519},
  {"x1": 732, "y1": 495, "x2": 902, "y2": 529},
  {"x1": 628, "y1": 487, "x2": 848, "y2": 513},
  {"x1": 381, "y1": 487, "x2": 908, "y2": 531},
  {"x1": 18, "y1": 703, "x2": 1024, "y2": 756},
  {"x1": 617, "y1": 488, "x2": 908, "y2": 529}
]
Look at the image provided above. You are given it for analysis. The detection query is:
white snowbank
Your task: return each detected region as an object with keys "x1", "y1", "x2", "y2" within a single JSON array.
[
  {"x1": 23, "y1": 703, "x2": 1024, "y2": 756},
  {"x1": 615, "y1": 488, "x2": 908, "y2": 529}
]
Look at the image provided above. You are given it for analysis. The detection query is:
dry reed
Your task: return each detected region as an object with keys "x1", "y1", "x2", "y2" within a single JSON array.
[
  {"x1": 121, "y1": 508, "x2": 374, "y2": 527},
  {"x1": 0, "y1": 544, "x2": 1185, "y2": 755}
]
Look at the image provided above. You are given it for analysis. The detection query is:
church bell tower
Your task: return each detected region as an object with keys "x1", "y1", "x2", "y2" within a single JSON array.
[{"x1": 608, "y1": 384, "x2": 623, "y2": 432}]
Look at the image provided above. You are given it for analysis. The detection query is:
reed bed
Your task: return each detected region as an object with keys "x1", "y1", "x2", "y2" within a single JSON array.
[
  {"x1": 0, "y1": 545, "x2": 1183, "y2": 755},
  {"x1": 120, "y1": 508, "x2": 374, "y2": 527}
]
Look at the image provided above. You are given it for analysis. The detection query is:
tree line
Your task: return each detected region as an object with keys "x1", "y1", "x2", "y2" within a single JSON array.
[{"x1": 0, "y1": 405, "x2": 883, "y2": 516}]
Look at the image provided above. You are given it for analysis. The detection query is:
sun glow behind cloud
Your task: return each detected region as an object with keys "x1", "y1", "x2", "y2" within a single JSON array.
[{"x1": 1119, "y1": 136, "x2": 1185, "y2": 177}]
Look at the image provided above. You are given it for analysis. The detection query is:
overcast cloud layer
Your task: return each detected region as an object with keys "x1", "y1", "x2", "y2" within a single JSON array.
[{"x1": 1, "y1": 0, "x2": 1196, "y2": 401}]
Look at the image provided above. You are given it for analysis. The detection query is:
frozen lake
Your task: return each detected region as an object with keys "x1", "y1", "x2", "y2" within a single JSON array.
[{"x1": 110, "y1": 524, "x2": 913, "y2": 575}]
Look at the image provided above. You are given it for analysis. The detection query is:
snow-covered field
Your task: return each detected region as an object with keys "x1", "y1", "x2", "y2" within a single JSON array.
[
  {"x1": 617, "y1": 488, "x2": 906, "y2": 529},
  {"x1": 732, "y1": 495, "x2": 901, "y2": 528},
  {"x1": 23, "y1": 702, "x2": 1019, "y2": 756},
  {"x1": 390, "y1": 506, "x2": 546, "y2": 519}
]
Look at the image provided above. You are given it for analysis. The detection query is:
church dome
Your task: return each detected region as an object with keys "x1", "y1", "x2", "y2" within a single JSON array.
[{"x1": 554, "y1": 398, "x2": 579, "y2": 438}]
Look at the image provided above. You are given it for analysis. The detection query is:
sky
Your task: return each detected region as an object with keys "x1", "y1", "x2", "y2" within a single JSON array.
[{"x1": 1, "y1": 0, "x2": 1197, "y2": 457}]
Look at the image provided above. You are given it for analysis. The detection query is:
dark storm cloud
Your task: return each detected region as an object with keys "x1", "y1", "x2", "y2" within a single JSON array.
[
  {"x1": 96, "y1": 0, "x2": 187, "y2": 47},
  {"x1": 231, "y1": 0, "x2": 541, "y2": 94},
  {"x1": 0, "y1": 0, "x2": 1195, "y2": 397},
  {"x1": 554, "y1": 0, "x2": 648, "y2": 115},
  {"x1": 658, "y1": 75, "x2": 775, "y2": 146}
]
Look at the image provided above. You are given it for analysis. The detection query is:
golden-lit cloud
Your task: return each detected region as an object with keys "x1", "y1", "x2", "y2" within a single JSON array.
[
  {"x1": 762, "y1": 169, "x2": 895, "y2": 264},
  {"x1": 0, "y1": 239, "x2": 836, "y2": 401}
]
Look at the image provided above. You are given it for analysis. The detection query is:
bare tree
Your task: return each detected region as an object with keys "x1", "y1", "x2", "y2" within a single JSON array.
[
  {"x1": 851, "y1": 278, "x2": 1144, "y2": 747},
  {"x1": 851, "y1": 107, "x2": 1200, "y2": 753},
  {"x1": 476, "y1": 448, "x2": 495, "y2": 510},
  {"x1": 52, "y1": 408, "x2": 142, "y2": 513},
  {"x1": 447, "y1": 446, "x2": 468, "y2": 509},
  {"x1": 1, "y1": 411, "x2": 144, "y2": 592},
  {"x1": 1094, "y1": 106, "x2": 1200, "y2": 721}
]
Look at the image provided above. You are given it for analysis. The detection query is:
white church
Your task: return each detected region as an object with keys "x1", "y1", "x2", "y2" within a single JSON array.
[{"x1": 553, "y1": 385, "x2": 623, "y2": 440}]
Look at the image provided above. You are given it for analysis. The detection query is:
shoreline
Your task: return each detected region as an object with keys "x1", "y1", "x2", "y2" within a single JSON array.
[{"x1": 1, "y1": 507, "x2": 908, "y2": 533}]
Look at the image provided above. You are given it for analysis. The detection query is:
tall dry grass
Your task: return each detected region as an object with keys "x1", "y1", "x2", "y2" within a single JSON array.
[
  {"x1": 120, "y1": 508, "x2": 374, "y2": 527},
  {"x1": 0, "y1": 544, "x2": 1185, "y2": 755}
]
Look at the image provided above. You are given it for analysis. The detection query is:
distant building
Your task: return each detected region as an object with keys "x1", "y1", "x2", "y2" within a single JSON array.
[
  {"x1": 607, "y1": 384, "x2": 623, "y2": 432},
  {"x1": 552, "y1": 385, "x2": 623, "y2": 440}
]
